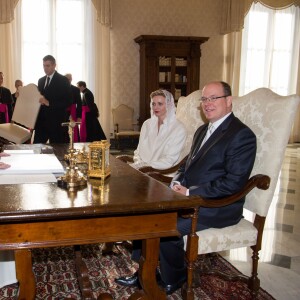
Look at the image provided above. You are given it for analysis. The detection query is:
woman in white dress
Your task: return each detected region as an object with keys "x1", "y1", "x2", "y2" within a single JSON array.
[{"x1": 131, "y1": 89, "x2": 186, "y2": 170}]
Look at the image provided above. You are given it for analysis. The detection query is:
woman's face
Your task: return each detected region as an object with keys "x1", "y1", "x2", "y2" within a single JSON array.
[{"x1": 151, "y1": 95, "x2": 167, "y2": 120}]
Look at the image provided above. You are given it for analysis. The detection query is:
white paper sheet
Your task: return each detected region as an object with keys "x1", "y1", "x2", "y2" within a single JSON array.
[
  {"x1": 0, "y1": 154, "x2": 64, "y2": 174},
  {"x1": 4, "y1": 149, "x2": 35, "y2": 154},
  {"x1": 0, "y1": 173, "x2": 57, "y2": 184}
]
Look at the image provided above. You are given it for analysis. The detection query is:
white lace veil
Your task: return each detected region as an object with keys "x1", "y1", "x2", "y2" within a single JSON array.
[{"x1": 149, "y1": 89, "x2": 176, "y2": 124}]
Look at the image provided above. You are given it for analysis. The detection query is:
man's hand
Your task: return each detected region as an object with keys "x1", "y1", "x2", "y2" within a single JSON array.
[
  {"x1": 39, "y1": 96, "x2": 49, "y2": 106},
  {"x1": 172, "y1": 184, "x2": 188, "y2": 195}
]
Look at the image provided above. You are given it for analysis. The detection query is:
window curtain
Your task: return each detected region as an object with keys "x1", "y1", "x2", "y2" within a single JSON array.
[
  {"x1": 240, "y1": 3, "x2": 300, "y2": 142},
  {"x1": 221, "y1": 0, "x2": 300, "y2": 34},
  {"x1": 92, "y1": 0, "x2": 112, "y2": 140},
  {"x1": 0, "y1": 0, "x2": 20, "y2": 90},
  {"x1": 222, "y1": 0, "x2": 300, "y2": 142},
  {"x1": 0, "y1": 0, "x2": 19, "y2": 24},
  {"x1": 222, "y1": 31, "x2": 243, "y2": 96}
]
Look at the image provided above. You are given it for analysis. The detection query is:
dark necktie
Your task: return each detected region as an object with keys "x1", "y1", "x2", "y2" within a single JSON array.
[
  {"x1": 45, "y1": 76, "x2": 50, "y2": 89},
  {"x1": 202, "y1": 123, "x2": 214, "y2": 145},
  {"x1": 192, "y1": 123, "x2": 214, "y2": 159}
]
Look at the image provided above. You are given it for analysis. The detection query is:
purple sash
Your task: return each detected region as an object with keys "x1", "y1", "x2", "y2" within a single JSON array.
[
  {"x1": 0, "y1": 104, "x2": 9, "y2": 123},
  {"x1": 80, "y1": 105, "x2": 90, "y2": 142}
]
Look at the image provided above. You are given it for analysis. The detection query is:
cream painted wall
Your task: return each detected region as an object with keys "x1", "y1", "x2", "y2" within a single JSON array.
[{"x1": 110, "y1": 0, "x2": 225, "y2": 131}]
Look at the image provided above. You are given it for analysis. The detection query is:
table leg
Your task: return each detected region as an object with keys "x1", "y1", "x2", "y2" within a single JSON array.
[
  {"x1": 182, "y1": 208, "x2": 198, "y2": 300},
  {"x1": 129, "y1": 237, "x2": 166, "y2": 300},
  {"x1": 74, "y1": 245, "x2": 93, "y2": 300},
  {"x1": 15, "y1": 249, "x2": 35, "y2": 300}
]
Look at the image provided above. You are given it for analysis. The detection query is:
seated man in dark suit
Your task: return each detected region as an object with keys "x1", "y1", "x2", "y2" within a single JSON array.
[{"x1": 115, "y1": 81, "x2": 257, "y2": 295}]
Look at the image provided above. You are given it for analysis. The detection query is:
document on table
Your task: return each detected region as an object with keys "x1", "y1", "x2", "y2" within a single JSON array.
[
  {"x1": 0, "y1": 173, "x2": 57, "y2": 185},
  {"x1": 0, "y1": 153, "x2": 65, "y2": 175},
  {"x1": 3, "y1": 150, "x2": 35, "y2": 154}
]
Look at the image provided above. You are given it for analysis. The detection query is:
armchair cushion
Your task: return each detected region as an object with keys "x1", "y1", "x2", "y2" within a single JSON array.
[{"x1": 184, "y1": 218, "x2": 257, "y2": 253}]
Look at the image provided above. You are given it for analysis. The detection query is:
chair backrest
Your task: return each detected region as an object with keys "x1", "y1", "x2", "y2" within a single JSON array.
[
  {"x1": 112, "y1": 104, "x2": 135, "y2": 131},
  {"x1": 232, "y1": 88, "x2": 300, "y2": 217},
  {"x1": 12, "y1": 83, "x2": 41, "y2": 129},
  {"x1": 176, "y1": 90, "x2": 206, "y2": 161}
]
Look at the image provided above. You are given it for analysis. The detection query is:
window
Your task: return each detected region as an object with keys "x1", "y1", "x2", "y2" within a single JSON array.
[
  {"x1": 21, "y1": 0, "x2": 95, "y2": 87},
  {"x1": 239, "y1": 2, "x2": 300, "y2": 96}
]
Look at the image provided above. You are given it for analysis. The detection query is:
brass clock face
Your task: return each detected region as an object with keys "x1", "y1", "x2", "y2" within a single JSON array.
[{"x1": 88, "y1": 140, "x2": 111, "y2": 179}]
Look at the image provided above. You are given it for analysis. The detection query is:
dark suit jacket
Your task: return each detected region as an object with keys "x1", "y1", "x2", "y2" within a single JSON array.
[
  {"x1": 173, "y1": 113, "x2": 257, "y2": 228},
  {"x1": 34, "y1": 71, "x2": 72, "y2": 143},
  {"x1": 0, "y1": 86, "x2": 13, "y2": 122},
  {"x1": 70, "y1": 84, "x2": 82, "y2": 119}
]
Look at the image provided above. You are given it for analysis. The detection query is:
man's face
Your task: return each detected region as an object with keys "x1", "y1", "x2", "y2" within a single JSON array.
[
  {"x1": 15, "y1": 80, "x2": 23, "y2": 89},
  {"x1": 43, "y1": 60, "x2": 56, "y2": 76},
  {"x1": 200, "y1": 82, "x2": 232, "y2": 123}
]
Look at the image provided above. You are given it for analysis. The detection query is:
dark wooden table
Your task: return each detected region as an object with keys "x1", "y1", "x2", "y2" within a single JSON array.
[{"x1": 0, "y1": 143, "x2": 201, "y2": 300}]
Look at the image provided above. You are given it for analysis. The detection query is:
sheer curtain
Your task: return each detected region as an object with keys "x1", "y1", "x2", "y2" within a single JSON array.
[
  {"x1": 239, "y1": 2, "x2": 300, "y2": 95},
  {"x1": 18, "y1": 0, "x2": 95, "y2": 90},
  {"x1": 239, "y1": 2, "x2": 300, "y2": 141},
  {"x1": 222, "y1": 31, "x2": 243, "y2": 96}
]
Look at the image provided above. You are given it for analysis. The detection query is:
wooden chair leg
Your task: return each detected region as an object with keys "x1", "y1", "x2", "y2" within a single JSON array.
[
  {"x1": 248, "y1": 247, "x2": 260, "y2": 298},
  {"x1": 182, "y1": 208, "x2": 198, "y2": 300}
]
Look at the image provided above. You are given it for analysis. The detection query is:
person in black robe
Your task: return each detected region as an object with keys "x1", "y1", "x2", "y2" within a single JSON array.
[
  {"x1": 77, "y1": 81, "x2": 106, "y2": 142},
  {"x1": 0, "y1": 72, "x2": 13, "y2": 123}
]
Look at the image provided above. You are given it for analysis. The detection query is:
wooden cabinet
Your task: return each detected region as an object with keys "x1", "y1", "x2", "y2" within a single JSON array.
[{"x1": 134, "y1": 35, "x2": 209, "y2": 123}]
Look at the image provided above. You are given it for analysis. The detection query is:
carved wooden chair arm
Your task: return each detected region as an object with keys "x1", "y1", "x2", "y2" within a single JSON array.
[
  {"x1": 184, "y1": 174, "x2": 270, "y2": 217},
  {"x1": 146, "y1": 173, "x2": 271, "y2": 217},
  {"x1": 147, "y1": 172, "x2": 173, "y2": 184},
  {"x1": 138, "y1": 156, "x2": 188, "y2": 175},
  {"x1": 115, "y1": 155, "x2": 134, "y2": 163}
]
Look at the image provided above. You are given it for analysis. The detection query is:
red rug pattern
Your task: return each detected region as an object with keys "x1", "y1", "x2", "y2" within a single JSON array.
[{"x1": 0, "y1": 243, "x2": 275, "y2": 299}]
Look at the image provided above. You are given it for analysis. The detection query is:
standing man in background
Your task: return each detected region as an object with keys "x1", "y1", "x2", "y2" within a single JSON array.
[
  {"x1": 34, "y1": 55, "x2": 72, "y2": 143},
  {"x1": 12, "y1": 79, "x2": 23, "y2": 112}
]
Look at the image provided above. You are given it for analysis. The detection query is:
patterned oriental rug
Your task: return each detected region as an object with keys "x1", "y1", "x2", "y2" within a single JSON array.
[{"x1": 0, "y1": 243, "x2": 275, "y2": 300}]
